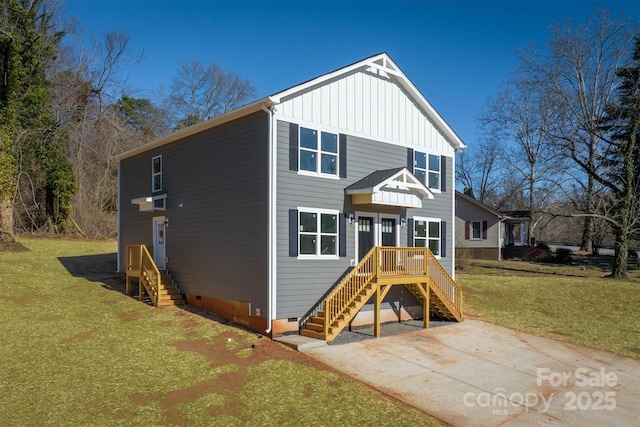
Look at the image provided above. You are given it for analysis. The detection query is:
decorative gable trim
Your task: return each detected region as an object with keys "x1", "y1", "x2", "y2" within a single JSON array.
[{"x1": 346, "y1": 167, "x2": 434, "y2": 209}]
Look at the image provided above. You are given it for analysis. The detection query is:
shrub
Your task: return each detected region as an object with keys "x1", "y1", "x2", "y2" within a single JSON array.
[{"x1": 553, "y1": 248, "x2": 573, "y2": 264}]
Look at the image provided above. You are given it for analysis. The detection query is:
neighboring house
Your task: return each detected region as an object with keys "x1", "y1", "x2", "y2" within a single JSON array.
[
  {"x1": 455, "y1": 190, "x2": 530, "y2": 260},
  {"x1": 116, "y1": 53, "x2": 465, "y2": 341}
]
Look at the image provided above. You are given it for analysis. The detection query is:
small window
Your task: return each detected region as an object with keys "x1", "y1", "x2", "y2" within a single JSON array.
[
  {"x1": 298, "y1": 208, "x2": 339, "y2": 258},
  {"x1": 152, "y1": 156, "x2": 162, "y2": 192},
  {"x1": 471, "y1": 221, "x2": 482, "y2": 240},
  {"x1": 414, "y1": 151, "x2": 440, "y2": 190},
  {"x1": 299, "y1": 127, "x2": 338, "y2": 177},
  {"x1": 414, "y1": 218, "x2": 441, "y2": 257}
]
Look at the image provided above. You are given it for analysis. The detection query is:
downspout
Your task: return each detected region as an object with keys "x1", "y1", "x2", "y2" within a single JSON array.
[
  {"x1": 261, "y1": 100, "x2": 277, "y2": 335},
  {"x1": 497, "y1": 216, "x2": 504, "y2": 261},
  {"x1": 116, "y1": 162, "x2": 121, "y2": 273}
]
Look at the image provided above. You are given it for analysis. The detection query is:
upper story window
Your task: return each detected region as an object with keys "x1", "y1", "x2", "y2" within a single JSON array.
[
  {"x1": 298, "y1": 208, "x2": 339, "y2": 258},
  {"x1": 414, "y1": 151, "x2": 440, "y2": 190},
  {"x1": 413, "y1": 217, "x2": 441, "y2": 257},
  {"x1": 299, "y1": 127, "x2": 338, "y2": 177},
  {"x1": 152, "y1": 155, "x2": 162, "y2": 192}
]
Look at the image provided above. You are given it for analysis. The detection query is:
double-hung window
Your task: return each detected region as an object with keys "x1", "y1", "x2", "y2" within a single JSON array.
[
  {"x1": 414, "y1": 218, "x2": 441, "y2": 257},
  {"x1": 152, "y1": 155, "x2": 162, "y2": 192},
  {"x1": 414, "y1": 151, "x2": 440, "y2": 190},
  {"x1": 298, "y1": 208, "x2": 339, "y2": 258},
  {"x1": 300, "y1": 127, "x2": 338, "y2": 176},
  {"x1": 471, "y1": 221, "x2": 482, "y2": 240}
]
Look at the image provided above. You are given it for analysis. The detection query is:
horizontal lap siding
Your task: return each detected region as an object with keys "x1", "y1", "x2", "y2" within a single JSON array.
[
  {"x1": 275, "y1": 120, "x2": 410, "y2": 319},
  {"x1": 406, "y1": 156, "x2": 454, "y2": 273},
  {"x1": 119, "y1": 112, "x2": 269, "y2": 314}
]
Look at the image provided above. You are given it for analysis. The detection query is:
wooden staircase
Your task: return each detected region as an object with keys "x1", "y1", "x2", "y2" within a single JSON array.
[
  {"x1": 126, "y1": 245, "x2": 185, "y2": 307},
  {"x1": 156, "y1": 270, "x2": 185, "y2": 306},
  {"x1": 300, "y1": 246, "x2": 463, "y2": 342}
]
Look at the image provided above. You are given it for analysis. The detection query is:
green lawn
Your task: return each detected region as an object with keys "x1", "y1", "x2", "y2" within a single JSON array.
[
  {"x1": 457, "y1": 258, "x2": 640, "y2": 359},
  {"x1": 0, "y1": 238, "x2": 442, "y2": 426}
]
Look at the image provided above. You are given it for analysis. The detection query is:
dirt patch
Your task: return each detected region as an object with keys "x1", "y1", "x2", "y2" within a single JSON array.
[
  {"x1": 0, "y1": 240, "x2": 29, "y2": 253},
  {"x1": 118, "y1": 310, "x2": 140, "y2": 322},
  {"x1": 64, "y1": 331, "x2": 93, "y2": 342},
  {"x1": 7, "y1": 293, "x2": 52, "y2": 306},
  {"x1": 130, "y1": 328, "x2": 342, "y2": 425}
]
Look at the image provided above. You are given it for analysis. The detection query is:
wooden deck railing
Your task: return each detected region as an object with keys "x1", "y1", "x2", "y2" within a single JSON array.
[
  {"x1": 427, "y1": 251, "x2": 463, "y2": 318},
  {"x1": 126, "y1": 245, "x2": 160, "y2": 307},
  {"x1": 323, "y1": 247, "x2": 378, "y2": 336},
  {"x1": 313, "y1": 246, "x2": 463, "y2": 339}
]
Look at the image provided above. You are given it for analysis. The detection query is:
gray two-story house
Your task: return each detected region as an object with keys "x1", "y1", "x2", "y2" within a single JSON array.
[{"x1": 117, "y1": 53, "x2": 465, "y2": 341}]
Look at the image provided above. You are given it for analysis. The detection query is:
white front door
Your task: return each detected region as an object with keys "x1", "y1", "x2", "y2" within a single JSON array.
[{"x1": 153, "y1": 216, "x2": 166, "y2": 269}]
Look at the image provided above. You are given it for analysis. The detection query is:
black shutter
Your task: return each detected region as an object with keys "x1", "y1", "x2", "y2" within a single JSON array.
[
  {"x1": 289, "y1": 123, "x2": 299, "y2": 171},
  {"x1": 339, "y1": 134, "x2": 347, "y2": 178},
  {"x1": 407, "y1": 148, "x2": 414, "y2": 172},
  {"x1": 289, "y1": 209, "x2": 298, "y2": 257},
  {"x1": 440, "y1": 156, "x2": 447, "y2": 192},
  {"x1": 441, "y1": 221, "x2": 447, "y2": 257},
  {"x1": 339, "y1": 213, "x2": 347, "y2": 257},
  {"x1": 407, "y1": 218, "x2": 414, "y2": 247}
]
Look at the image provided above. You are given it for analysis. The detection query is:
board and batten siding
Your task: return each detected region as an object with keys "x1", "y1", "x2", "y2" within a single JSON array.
[
  {"x1": 278, "y1": 66, "x2": 455, "y2": 157},
  {"x1": 119, "y1": 111, "x2": 270, "y2": 315},
  {"x1": 275, "y1": 119, "x2": 455, "y2": 319}
]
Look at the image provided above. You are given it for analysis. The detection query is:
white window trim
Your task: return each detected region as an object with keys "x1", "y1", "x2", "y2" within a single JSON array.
[
  {"x1": 471, "y1": 220, "x2": 483, "y2": 240},
  {"x1": 414, "y1": 151, "x2": 441, "y2": 193},
  {"x1": 297, "y1": 207, "x2": 340, "y2": 260},
  {"x1": 413, "y1": 216, "x2": 442, "y2": 259},
  {"x1": 152, "y1": 155, "x2": 162, "y2": 192},
  {"x1": 298, "y1": 127, "x2": 340, "y2": 180}
]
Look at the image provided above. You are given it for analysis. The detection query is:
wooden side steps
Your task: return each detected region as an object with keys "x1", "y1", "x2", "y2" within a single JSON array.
[
  {"x1": 300, "y1": 283, "x2": 375, "y2": 341},
  {"x1": 405, "y1": 283, "x2": 462, "y2": 322},
  {"x1": 156, "y1": 270, "x2": 185, "y2": 307}
]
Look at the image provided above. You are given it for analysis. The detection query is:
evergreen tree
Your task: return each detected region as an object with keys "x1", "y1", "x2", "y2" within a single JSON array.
[
  {"x1": 600, "y1": 37, "x2": 640, "y2": 279},
  {"x1": 0, "y1": 0, "x2": 76, "y2": 236}
]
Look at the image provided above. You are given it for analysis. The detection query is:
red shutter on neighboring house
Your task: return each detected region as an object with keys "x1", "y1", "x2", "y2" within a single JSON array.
[
  {"x1": 482, "y1": 221, "x2": 488, "y2": 239},
  {"x1": 465, "y1": 221, "x2": 470, "y2": 239}
]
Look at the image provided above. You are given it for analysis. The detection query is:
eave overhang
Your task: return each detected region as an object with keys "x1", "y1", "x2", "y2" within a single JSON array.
[{"x1": 131, "y1": 194, "x2": 167, "y2": 212}]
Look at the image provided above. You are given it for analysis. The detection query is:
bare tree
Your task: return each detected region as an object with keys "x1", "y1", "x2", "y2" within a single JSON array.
[
  {"x1": 479, "y1": 67, "x2": 564, "y2": 243},
  {"x1": 456, "y1": 137, "x2": 505, "y2": 204},
  {"x1": 167, "y1": 60, "x2": 256, "y2": 129},
  {"x1": 521, "y1": 7, "x2": 638, "y2": 252}
]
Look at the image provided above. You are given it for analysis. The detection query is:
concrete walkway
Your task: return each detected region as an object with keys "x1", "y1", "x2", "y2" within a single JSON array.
[{"x1": 303, "y1": 320, "x2": 639, "y2": 426}]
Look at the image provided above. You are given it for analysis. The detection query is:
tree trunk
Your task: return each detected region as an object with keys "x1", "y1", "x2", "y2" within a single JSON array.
[{"x1": 0, "y1": 197, "x2": 15, "y2": 243}]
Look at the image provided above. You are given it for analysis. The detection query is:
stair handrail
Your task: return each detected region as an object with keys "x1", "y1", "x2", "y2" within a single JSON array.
[
  {"x1": 139, "y1": 245, "x2": 161, "y2": 307},
  {"x1": 323, "y1": 246, "x2": 378, "y2": 336},
  {"x1": 426, "y1": 249, "x2": 463, "y2": 318},
  {"x1": 298, "y1": 267, "x2": 354, "y2": 331}
]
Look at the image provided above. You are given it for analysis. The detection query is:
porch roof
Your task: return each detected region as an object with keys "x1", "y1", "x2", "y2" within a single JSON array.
[{"x1": 345, "y1": 167, "x2": 434, "y2": 208}]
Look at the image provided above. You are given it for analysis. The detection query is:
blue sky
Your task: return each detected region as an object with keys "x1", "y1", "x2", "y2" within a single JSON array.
[{"x1": 63, "y1": 0, "x2": 639, "y2": 147}]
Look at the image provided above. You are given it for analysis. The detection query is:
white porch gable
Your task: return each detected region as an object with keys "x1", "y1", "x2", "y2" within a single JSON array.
[{"x1": 346, "y1": 167, "x2": 434, "y2": 208}]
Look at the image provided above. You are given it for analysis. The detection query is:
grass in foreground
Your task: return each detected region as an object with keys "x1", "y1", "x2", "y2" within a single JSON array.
[
  {"x1": 457, "y1": 258, "x2": 640, "y2": 359},
  {"x1": 0, "y1": 238, "x2": 442, "y2": 426}
]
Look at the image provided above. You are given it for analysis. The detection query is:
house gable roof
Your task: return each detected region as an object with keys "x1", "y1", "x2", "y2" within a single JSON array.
[
  {"x1": 271, "y1": 53, "x2": 465, "y2": 152},
  {"x1": 117, "y1": 53, "x2": 465, "y2": 162},
  {"x1": 455, "y1": 190, "x2": 505, "y2": 219}
]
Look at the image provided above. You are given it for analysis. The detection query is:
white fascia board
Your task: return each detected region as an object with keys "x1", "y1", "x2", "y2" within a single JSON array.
[
  {"x1": 271, "y1": 53, "x2": 390, "y2": 102},
  {"x1": 345, "y1": 187, "x2": 375, "y2": 195},
  {"x1": 115, "y1": 97, "x2": 274, "y2": 162}
]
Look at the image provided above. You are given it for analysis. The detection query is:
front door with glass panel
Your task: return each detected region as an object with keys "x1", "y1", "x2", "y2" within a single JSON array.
[
  {"x1": 381, "y1": 218, "x2": 396, "y2": 246},
  {"x1": 153, "y1": 217, "x2": 166, "y2": 269},
  {"x1": 358, "y1": 216, "x2": 374, "y2": 260}
]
